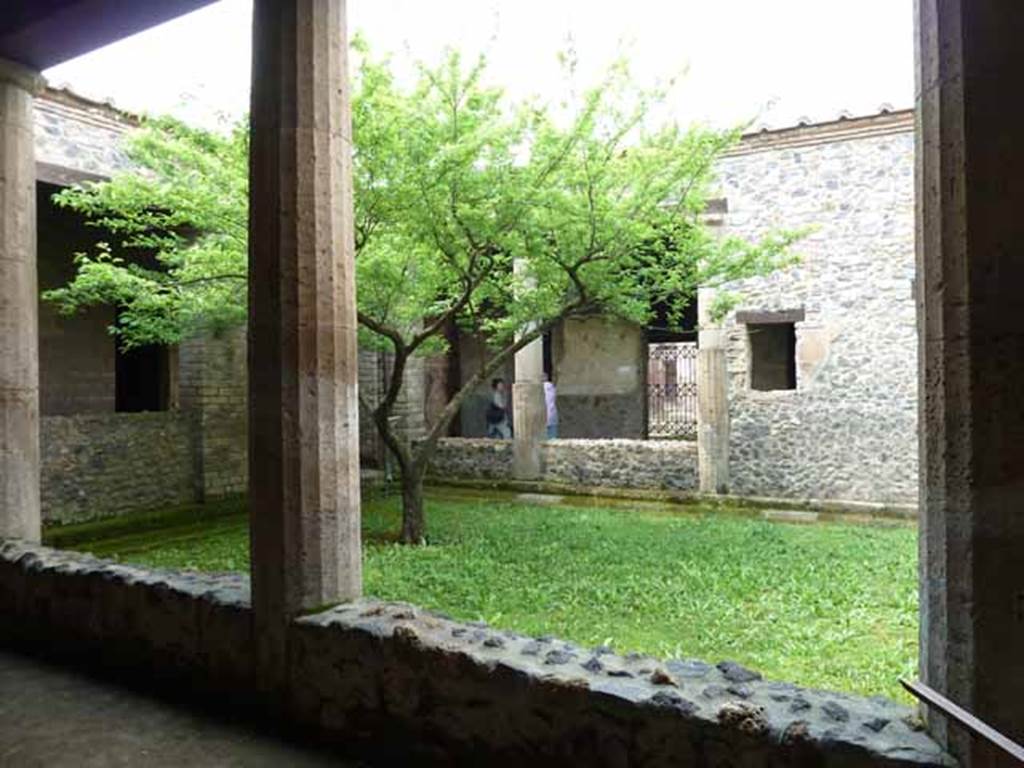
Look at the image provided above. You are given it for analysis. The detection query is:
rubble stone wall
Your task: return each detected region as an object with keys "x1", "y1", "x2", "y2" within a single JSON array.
[
  {"x1": 41, "y1": 412, "x2": 196, "y2": 524},
  {"x1": 712, "y1": 116, "x2": 918, "y2": 505},
  {"x1": 426, "y1": 437, "x2": 698, "y2": 491},
  {"x1": 0, "y1": 541, "x2": 952, "y2": 767}
]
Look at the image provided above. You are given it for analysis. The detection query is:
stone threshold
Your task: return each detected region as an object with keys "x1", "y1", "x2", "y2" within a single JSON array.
[{"x1": 0, "y1": 540, "x2": 951, "y2": 766}]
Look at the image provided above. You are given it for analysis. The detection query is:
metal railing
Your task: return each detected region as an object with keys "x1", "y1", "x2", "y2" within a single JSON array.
[{"x1": 647, "y1": 342, "x2": 698, "y2": 439}]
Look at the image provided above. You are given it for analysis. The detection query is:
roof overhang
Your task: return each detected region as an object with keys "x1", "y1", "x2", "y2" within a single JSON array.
[{"x1": 0, "y1": 1, "x2": 218, "y2": 71}]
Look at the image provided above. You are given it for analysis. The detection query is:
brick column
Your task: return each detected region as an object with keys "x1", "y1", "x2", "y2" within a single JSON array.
[
  {"x1": 916, "y1": 1, "x2": 1024, "y2": 764},
  {"x1": 697, "y1": 288, "x2": 729, "y2": 494},
  {"x1": 179, "y1": 329, "x2": 248, "y2": 500},
  {"x1": 0, "y1": 59, "x2": 43, "y2": 542},
  {"x1": 248, "y1": 0, "x2": 361, "y2": 667}
]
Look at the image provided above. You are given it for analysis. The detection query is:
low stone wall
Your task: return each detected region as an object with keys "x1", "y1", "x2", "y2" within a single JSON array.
[
  {"x1": 426, "y1": 438, "x2": 698, "y2": 492},
  {"x1": 426, "y1": 438, "x2": 515, "y2": 480},
  {"x1": 41, "y1": 412, "x2": 197, "y2": 524},
  {"x1": 0, "y1": 541, "x2": 952, "y2": 767}
]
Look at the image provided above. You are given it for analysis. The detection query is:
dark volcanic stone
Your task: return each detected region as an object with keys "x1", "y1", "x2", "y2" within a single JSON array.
[
  {"x1": 863, "y1": 717, "x2": 890, "y2": 733},
  {"x1": 483, "y1": 636, "x2": 506, "y2": 649},
  {"x1": 726, "y1": 684, "x2": 753, "y2": 699},
  {"x1": 544, "y1": 649, "x2": 573, "y2": 665},
  {"x1": 648, "y1": 691, "x2": 698, "y2": 715},
  {"x1": 581, "y1": 657, "x2": 604, "y2": 673},
  {"x1": 649, "y1": 668, "x2": 677, "y2": 687},
  {"x1": 520, "y1": 641, "x2": 542, "y2": 656},
  {"x1": 607, "y1": 669, "x2": 634, "y2": 679},
  {"x1": 781, "y1": 720, "x2": 812, "y2": 746},
  {"x1": 716, "y1": 661, "x2": 762, "y2": 684},
  {"x1": 790, "y1": 696, "x2": 812, "y2": 713},
  {"x1": 822, "y1": 701, "x2": 850, "y2": 723}
]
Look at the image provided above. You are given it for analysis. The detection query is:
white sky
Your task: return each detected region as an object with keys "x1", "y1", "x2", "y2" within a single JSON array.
[{"x1": 44, "y1": 0, "x2": 914, "y2": 131}]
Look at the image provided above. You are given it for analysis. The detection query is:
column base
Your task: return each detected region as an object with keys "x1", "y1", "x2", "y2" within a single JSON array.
[{"x1": 512, "y1": 381, "x2": 546, "y2": 480}]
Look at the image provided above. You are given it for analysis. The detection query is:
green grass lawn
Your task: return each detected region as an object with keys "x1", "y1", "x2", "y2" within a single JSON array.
[{"x1": 48, "y1": 491, "x2": 918, "y2": 702}]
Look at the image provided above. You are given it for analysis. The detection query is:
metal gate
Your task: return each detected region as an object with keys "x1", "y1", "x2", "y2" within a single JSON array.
[{"x1": 647, "y1": 342, "x2": 698, "y2": 439}]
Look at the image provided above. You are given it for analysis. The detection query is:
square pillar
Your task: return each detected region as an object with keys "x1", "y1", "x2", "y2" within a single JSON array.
[
  {"x1": 179, "y1": 329, "x2": 248, "y2": 500},
  {"x1": 916, "y1": 1, "x2": 1024, "y2": 764},
  {"x1": 512, "y1": 342, "x2": 545, "y2": 479},
  {"x1": 0, "y1": 59, "x2": 44, "y2": 542},
  {"x1": 696, "y1": 288, "x2": 730, "y2": 495},
  {"x1": 248, "y1": 0, "x2": 361, "y2": 668},
  {"x1": 512, "y1": 261, "x2": 546, "y2": 479}
]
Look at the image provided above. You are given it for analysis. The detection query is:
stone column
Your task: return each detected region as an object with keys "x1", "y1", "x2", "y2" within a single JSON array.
[
  {"x1": 697, "y1": 288, "x2": 729, "y2": 495},
  {"x1": 512, "y1": 263, "x2": 546, "y2": 479},
  {"x1": 916, "y1": 2, "x2": 1024, "y2": 764},
  {"x1": 248, "y1": 0, "x2": 361, "y2": 666},
  {"x1": 0, "y1": 59, "x2": 43, "y2": 542}
]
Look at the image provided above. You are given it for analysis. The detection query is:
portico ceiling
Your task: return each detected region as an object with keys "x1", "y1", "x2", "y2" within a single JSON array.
[{"x1": 0, "y1": 0, "x2": 217, "y2": 71}]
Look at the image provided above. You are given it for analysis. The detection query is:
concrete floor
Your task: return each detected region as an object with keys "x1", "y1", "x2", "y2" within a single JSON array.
[{"x1": 0, "y1": 648, "x2": 363, "y2": 767}]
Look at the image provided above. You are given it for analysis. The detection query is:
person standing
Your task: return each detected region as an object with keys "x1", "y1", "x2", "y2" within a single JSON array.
[
  {"x1": 486, "y1": 378, "x2": 511, "y2": 438},
  {"x1": 544, "y1": 374, "x2": 558, "y2": 439}
]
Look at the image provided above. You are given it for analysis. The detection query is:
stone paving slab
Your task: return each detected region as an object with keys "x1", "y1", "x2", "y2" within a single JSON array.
[{"x1": 0, "y1": 648, "x2": 363, "y2": 768}]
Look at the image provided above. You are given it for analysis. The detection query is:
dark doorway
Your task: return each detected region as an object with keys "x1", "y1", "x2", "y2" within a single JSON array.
[
  {"x1": 115, "y1": 343, "x2": 169, "y2": 412},
  {"x1": 542, "y1": 331, "x2": 553, "y2": 379}
]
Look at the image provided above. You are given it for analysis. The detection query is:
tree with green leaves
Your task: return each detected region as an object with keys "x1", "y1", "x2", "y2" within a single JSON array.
[{"x1": 46, "y1": 45, "x2": 797, "y2": 543}]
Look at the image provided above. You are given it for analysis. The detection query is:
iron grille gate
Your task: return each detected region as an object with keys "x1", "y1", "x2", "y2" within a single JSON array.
[{"x1": 647, "y1": 342, "x2": 698, "y2": 439}]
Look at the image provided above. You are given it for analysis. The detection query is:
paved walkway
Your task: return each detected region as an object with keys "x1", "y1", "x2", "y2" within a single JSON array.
[{"x1": 0, "y1": 648, "x2": 363, "y2": 767}]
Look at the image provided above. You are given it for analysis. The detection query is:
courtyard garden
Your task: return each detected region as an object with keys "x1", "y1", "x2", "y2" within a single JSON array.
[{"x1": 47, "y1": 490, "x2": 918, "y2": 703}]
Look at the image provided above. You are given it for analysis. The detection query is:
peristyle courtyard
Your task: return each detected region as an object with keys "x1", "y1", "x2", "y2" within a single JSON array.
[{"x1": 1, "y1": 1, "x2": 1022, "y2": 765}]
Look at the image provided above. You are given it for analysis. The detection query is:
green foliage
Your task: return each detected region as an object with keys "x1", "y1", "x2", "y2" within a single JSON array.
[
  {"x1": 45, "y1": 117, "x2": 249, "y2": 347},
  {"x1": 44, "y1": 44, "x2": 801, "y2": 538},
  {"x1": 54, "y1": 493, "x2": 918, "y2": 702},
  {"x1": 44, "y1": 44, "x2": 796, "y2": 353}
]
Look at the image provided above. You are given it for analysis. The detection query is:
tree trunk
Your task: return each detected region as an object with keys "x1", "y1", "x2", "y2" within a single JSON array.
[{"x1": 399, "y1": 465, "x2": 426, "y2": 544}]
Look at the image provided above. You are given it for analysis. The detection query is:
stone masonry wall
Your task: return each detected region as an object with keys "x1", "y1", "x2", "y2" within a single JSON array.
[
  {"x1": 0, "y1": 541, "x2": 952, "y2": 767},
  {"x1": 358, "y1": 348, "x2": 385, "y2": 465},
  {"x1": 41, "y1": 412, "x2": 196, "y2": 524},
  {"x1": 34, "y1": 88, "x2": 135, "y2": 180},
  {"x1": 358, "y1": 347, "x2": 429, "y2": 467},
  {"x1": 36, "y1": 185, "x2": 117, "y2": 416},
  {"x1": 426, "y1": 437, "x2": 697, "y2": 492},
  {"x1": 554, "y1": 317, "x2": 647, "y2": 439},
  {"x1": 711, "y1": 115, "x2": 918, "y2": 506},
  {"x1": 179, "y1": 330, "x2": 248, "y2": 500}
]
